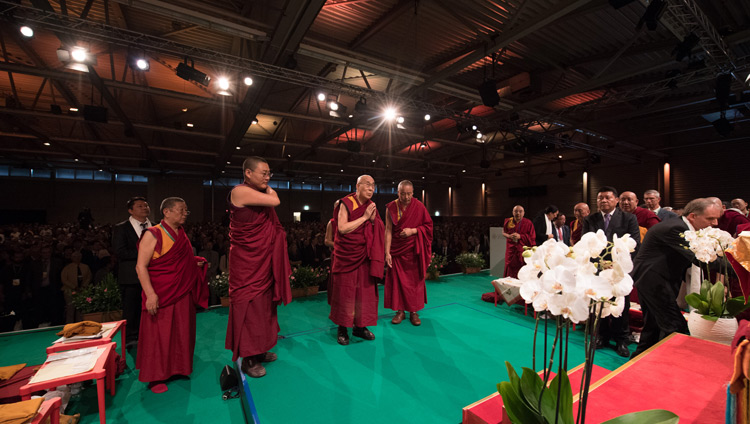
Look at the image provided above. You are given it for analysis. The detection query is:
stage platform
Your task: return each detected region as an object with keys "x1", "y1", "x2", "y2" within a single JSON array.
[{"x1": 0, "y1": 271, "x2": 631, "y2": 423}]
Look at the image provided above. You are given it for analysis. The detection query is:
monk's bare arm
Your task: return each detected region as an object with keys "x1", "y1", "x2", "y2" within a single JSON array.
[
  {"x1": 338, "y1": 203, "x2": 375, "y2": 234},
  {"x1": 324, "y1": 221, "x2": 335, "y2": 248},
  {"x1": 231, "y1": 185, "x2": 280, "y2": 208},
  {"x1": 135, "y1": 231, "x2": 159, "y2": 315},
  {"x1": 385, "y1": 212, "x2": 393, "y2": 267}
]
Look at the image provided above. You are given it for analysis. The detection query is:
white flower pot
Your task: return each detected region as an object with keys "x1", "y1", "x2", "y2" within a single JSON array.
[{"x1": 687, "y1": 310, "x2": 738, "y2": 345}]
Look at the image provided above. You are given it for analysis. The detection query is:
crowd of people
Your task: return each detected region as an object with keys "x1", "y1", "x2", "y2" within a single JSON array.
[
  {"x1": 5, "y1": 157, "x2": 749, "y2": 393},
  {"x1": 0, "y1": 203, "x2": 493, "y2": 333}
]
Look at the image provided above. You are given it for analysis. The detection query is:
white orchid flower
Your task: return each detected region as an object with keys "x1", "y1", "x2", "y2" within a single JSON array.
[{"x1": 547, "y1": 292, "x2": 590, "y2": 323}]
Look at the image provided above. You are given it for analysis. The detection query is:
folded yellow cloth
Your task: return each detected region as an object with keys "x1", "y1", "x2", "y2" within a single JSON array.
[
  {"x1": 0, "y1": 363, "x2": 26, "y2": 381},
  {"x1": 0, "y1": 398, "x2": 43, "y2": 424},
  {"x1": 56, "y1": 321, "x2": 103, "y2": 338}
]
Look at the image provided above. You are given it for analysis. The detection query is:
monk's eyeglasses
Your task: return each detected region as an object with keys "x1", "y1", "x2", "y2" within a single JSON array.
[
  {"x1": 359, "y1": 182, "x2": 375, "y2": 188},
  {"x1": 253, "y1": 169, "x2": 273, "y2": 178}
]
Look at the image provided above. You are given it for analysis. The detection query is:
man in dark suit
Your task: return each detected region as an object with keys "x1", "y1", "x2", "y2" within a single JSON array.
[
  {"x1": 631, "y1": 198, "x2": 722, "y2": 358},
  {"x1": 552, "y1": 214, "x2": 571, "y2": 246},
  {"x1": 29, "y1": 245, "x2": 64, "y2": 326},
  {"x1": 643, "y1": 189, "x2": 678, "y2": 221},
  {"x1": 583, "y1": 186, "x2": 640, "y2": 357},
  {"x1": 533, "y1": 205, "x2": 559, "y2": 246},
  {"x1": 112, "y1": 196, "x2": 152, "y2": 347}
]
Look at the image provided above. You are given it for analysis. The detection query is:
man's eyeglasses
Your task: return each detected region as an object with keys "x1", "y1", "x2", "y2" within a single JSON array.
[
  {"x1": 172, "y1": 209, "x2": 191, "y2": 215},
  {"x1": 253, "y1": 169, "x2": 273, "y2": 179}
]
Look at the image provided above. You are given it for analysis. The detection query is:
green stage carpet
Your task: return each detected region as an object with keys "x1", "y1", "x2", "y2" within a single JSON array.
[{"x1": 0, "y1": 272, "x2": 630, "y2": 423}]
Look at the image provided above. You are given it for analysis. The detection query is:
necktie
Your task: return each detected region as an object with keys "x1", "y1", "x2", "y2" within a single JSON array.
[
  {"x1": 558, "y1": 227, "x2": 563, "y2": 240},
  {"x1": 141, "y1": 222, "x2": 148, "y2": 236},
  {"x1": 604, "y1": 213, "x2": 611, "y2": 231}
]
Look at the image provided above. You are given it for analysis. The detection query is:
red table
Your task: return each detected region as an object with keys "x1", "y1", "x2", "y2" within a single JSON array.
[
  {"x1": 576, "y1": 333, "x2": 731, "y2": 423},
  {"x1": 20, "y1": 342, "x2": 116, "y2": 424},
  {"x1": 47, "y1": 320, "x2": 126, "y2": 366}
]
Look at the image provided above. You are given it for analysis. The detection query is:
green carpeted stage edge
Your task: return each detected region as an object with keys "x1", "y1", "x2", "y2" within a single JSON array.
[{"x1": 0, "y1": 271, "x2": 630, "y2": 423}]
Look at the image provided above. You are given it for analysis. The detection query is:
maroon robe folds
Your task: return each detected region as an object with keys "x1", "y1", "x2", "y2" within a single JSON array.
[
  {"x1": 136, "y1": 222, "x2": 208, "y2": 383},
  {"x1": 503, "y1": 217, "x2": 535, "y2": 278},
  {"x1": 719, "y1": 209, "x2": 750, "y2": 237},
  {"x1": 632, "y1": 207, "x2": 660, "y2": 229},
  {"x1": 226, "y1": 184, "x2": 292, "y2": 361},
  {"x1": 384, "y1": 199, "x2": 433, "y2": 312},
  {"x1": 570, "y1": 219, "x2": 583, "y2": 245},
  {"x1": 329, "y1": 193, "x2": 385, "y2": 327}
]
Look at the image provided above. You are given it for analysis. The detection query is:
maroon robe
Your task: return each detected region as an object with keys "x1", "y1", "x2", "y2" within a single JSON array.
[
  {"x1": 503, "y1": 217, "x2": 535, "y2": 278},
  {"x1": 632, "y1": 206, "x2": 660, "y2": 229},
  {"x1": 225, "y1": 184, "x2": 292, "y2": 361},
  {"x1": 719, "y1": 209, "x2": 750, "y2": 237},
  {"x1": 329, "y1": 193, "x2": 385, "y2": 327},
  {"x1": 136, "y1": 221, "x2": 208, "y2": 383},
  {"x1": 570, "y1": 219, "x2": 583, "y2": 245},
  {"x1": 384, "y1": 199, "x2": 433, "y2": 312}
]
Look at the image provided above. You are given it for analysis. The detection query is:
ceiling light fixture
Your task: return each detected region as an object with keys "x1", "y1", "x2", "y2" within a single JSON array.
[
  {"x1": 20, "y1": 26, "x2": 34, "y2": 38},
  {"x1": 243, "y1": 76, "x2": 253, "y2": 86},
  {"x1": 317, "y1": 92, "x2": 326, "y2": 101}
]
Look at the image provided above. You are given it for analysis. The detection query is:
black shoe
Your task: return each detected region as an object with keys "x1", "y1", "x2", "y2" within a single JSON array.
[
  {"x1": 337, "y1": 326, "x2": 349, "y2": 346},
  {"x1": 595, "y1": 338, "x2": 607, "y2": 349},
  {"x1": 615, "y1": 342, "x2": 630, "y2": 358},
  {"x1": 352, "y1": 326, "x2": 375, "y2": 340}
]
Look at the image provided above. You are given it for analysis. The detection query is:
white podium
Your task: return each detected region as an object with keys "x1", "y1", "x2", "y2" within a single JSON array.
[{"x1": 489, "y1": 227, "x2": 506, "y2": 278}]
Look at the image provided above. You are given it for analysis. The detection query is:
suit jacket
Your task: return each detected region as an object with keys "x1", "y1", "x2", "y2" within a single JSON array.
[
  {"x1": 532, "y1": 215, "x2": 552, "y2": 246},
  {"x1": 656, "y1": 208, "x2": 678, "y2": 221},
  {"x1": 582, "y1": 208, "x2": 641, "y2": 256},
  {"x1": 632, "y1": 218, "x2": 693, "y2": 294},
  {"x1": 552, "y1": 225, "x2": 571, "y2": 246},
  {"x1": 112, "y1": 219, "x2": 142, "y2": 286}
]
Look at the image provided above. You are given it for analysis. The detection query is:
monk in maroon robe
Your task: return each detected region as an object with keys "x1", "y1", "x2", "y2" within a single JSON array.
[
  {"x1": 502, "y1": 205, "x2": 535, "y2": 278},
  {"x1": 384, "y1": 180, "x2": 433, "y2": 326},
  {"x1": 135, "y1": 197, "x2": 208, "y2": 394},
  {"x1": 330, "y1": 175, "x2": 384, "y2": 345},
  {"x1": 570, "y1": 202, "x2": 590, "y2": 245},
  {"x1": 718, "y1": 203, "x2": 750, "y2": 237},
  {"x1": 226, "y1": 156, "x2": 291, "y2": 378},
  {"x1": 620, "y1": 191, "x2": 660, "y2": 241}
]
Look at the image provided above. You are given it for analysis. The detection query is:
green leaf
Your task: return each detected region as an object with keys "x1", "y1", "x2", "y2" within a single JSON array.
[
  {"x1": 498, "y1": 381, "x2": 544, "y2": 424},
  {"x1": 700, "y1": 279, "x2": 711, "y2": 298},
  {"x1": 505, "y1": 361, "x2": 522, "y2": 391},
  {"x1": 519, "y1": 367, "x2": 544, "y2": 414},
  {"x1": 600, "y1": 409, "x2": 679, "y2": 424},
  {"x1": 700, "y1": 314, "x2": 719, "y2": 322},
  {"x1": 727, "y1": 297, "x2": 750, "y2": 317},
  {"x1": 547, "y1": 370, "x2": 574, "y2": 424},
  {"x1": 685, "y1": 293, "x2": 707, "y2": 314},
  {"x1": 709, "y1": 282, "x2": 724, "y2": 317}
]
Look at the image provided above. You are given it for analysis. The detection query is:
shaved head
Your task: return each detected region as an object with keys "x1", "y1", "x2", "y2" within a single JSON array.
[
  {"x1": 573, "y1": 203, "x2": 590, "y2": 220},
  {"x1": 619, "y1": 191, "x2": 638, "y2": 213}
]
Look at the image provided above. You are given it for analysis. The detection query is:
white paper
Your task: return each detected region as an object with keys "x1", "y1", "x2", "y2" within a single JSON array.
[{"x1": 29, "y1": 347, "x2": 106, "y2": 384}]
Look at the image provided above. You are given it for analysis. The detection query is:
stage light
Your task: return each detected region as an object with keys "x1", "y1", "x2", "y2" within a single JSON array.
[
  {"x1": 329, "y1": 101, "x2": 339, "y2": 111},
  {"x1": 74, "y1": 158, "x2": 79, "y2": 162},
  {"x1": 43, "y1": 142, "x2": 51, "y2": 146},
  {"x1": 520, "y1": 160, "x2": 525, "y2": 164},
  {"x1": 69, "y1": 107, "x2": 78, "y2": 112},
  {"x1": 235, "y1": 146, "x2": 241, "y2": 150},
  {"x1": 420, "y1": 141, "x2": 427, "y2": 149},
  {"x1": 71, "y1": 47, "x2": 87, "y2": 62},
  {"x1": 135, "y1": 58, "x2": 150, "y2": 71},
  {"x1": 471, "y1": 125, "x2": 478, "y2": 131},
  {"x1": 424, "y1": 114, "x2": 431, "y2": 121},
  {"x1": 186, "y1": 123, "x2": 194, "y2": 127},
  {"x1": 243, "y1": 76, "x2": 253, "y2": 86},
  {"x1": 558, "y1": 155, "x2": 563, "y2": 159},
  {"x1": 176, "y1": 59, "x2": 211, "y2": 86},
  {"x1": 462, "y1": 169, "x2": 466, "y2": 173},
  {"x1": 217, "y1": 77, "x2": 232, "y2": 96},
  {"x1": 317, "y1": 92, "x2": 326, "y2": 101},
  {"x1": 251, "y1": 119, "x2": 258, "y2": 125},
  {"x1": 20, "y1": 26, "x2": 33, "y2": 37},
  {"x1": 476, "y1": 132, "x2": 483, "y2": 139},
  {"x1": 396, "y1": 116, "x2": 405, "y2": 124},
  {"x1": 182, "y1": 108, "x2": 188, "y2": 112},
  {"x1": 383, "y1": 107, "x2": 397, "y2": 122}
]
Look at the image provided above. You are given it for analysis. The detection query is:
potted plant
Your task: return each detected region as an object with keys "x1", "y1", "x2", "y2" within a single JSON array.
[
  {"x1": 290, "y1": 266, "x2": 328, "y2": 298},
  {"x1": 72, "y1": 273, "x2": 122, "y2": 322},
  {"x1": 427, "y1": 253, "x2": 447, "y2": 280},
  {"x1": 455, "y1": 252, "x2": 484, "y2": 274},
  {"x1": 683, "y1": 227, "x2": 749, "y2": 344},
  {"x1": 210, "y1": 272, "x2": 230, "y2": 307},
  {"x1": 498, "y1": 233, "x2": 677, "y2": 423}
]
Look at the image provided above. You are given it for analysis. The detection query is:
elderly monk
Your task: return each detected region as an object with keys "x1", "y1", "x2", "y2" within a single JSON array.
[
  {"x1": 330, "y1": 175, "x2": 385, "y2": 346},
  {"x1": 712, "y1": 197, "x2": 750, "y2": 237},
  {"x1": 226, "y1": 156, "x2": 291, "y2": 378},
  {"x1": 385, "y1": 180, "x2": 433, "y2": 326},
  {"x1": 502, "y1": 205, "x2": 535, "y2": 278},
  {"x1": 135, "y1": 197, "x2": 208, "y2": 393},
  {"x1": 570, "y1": 203, "x2": 590, "y2": 245},
  {"x1": 620, "y1": 191, "x2": 660, "y2": 241},
  {"x1": 732, "y1": 198, "x2": 748, "y2": 217}
]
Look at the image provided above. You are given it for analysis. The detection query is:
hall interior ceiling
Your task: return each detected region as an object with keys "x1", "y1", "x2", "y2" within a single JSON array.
[{"x1": 0, "y1": 0, "x2": 748, "y2": 183}]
